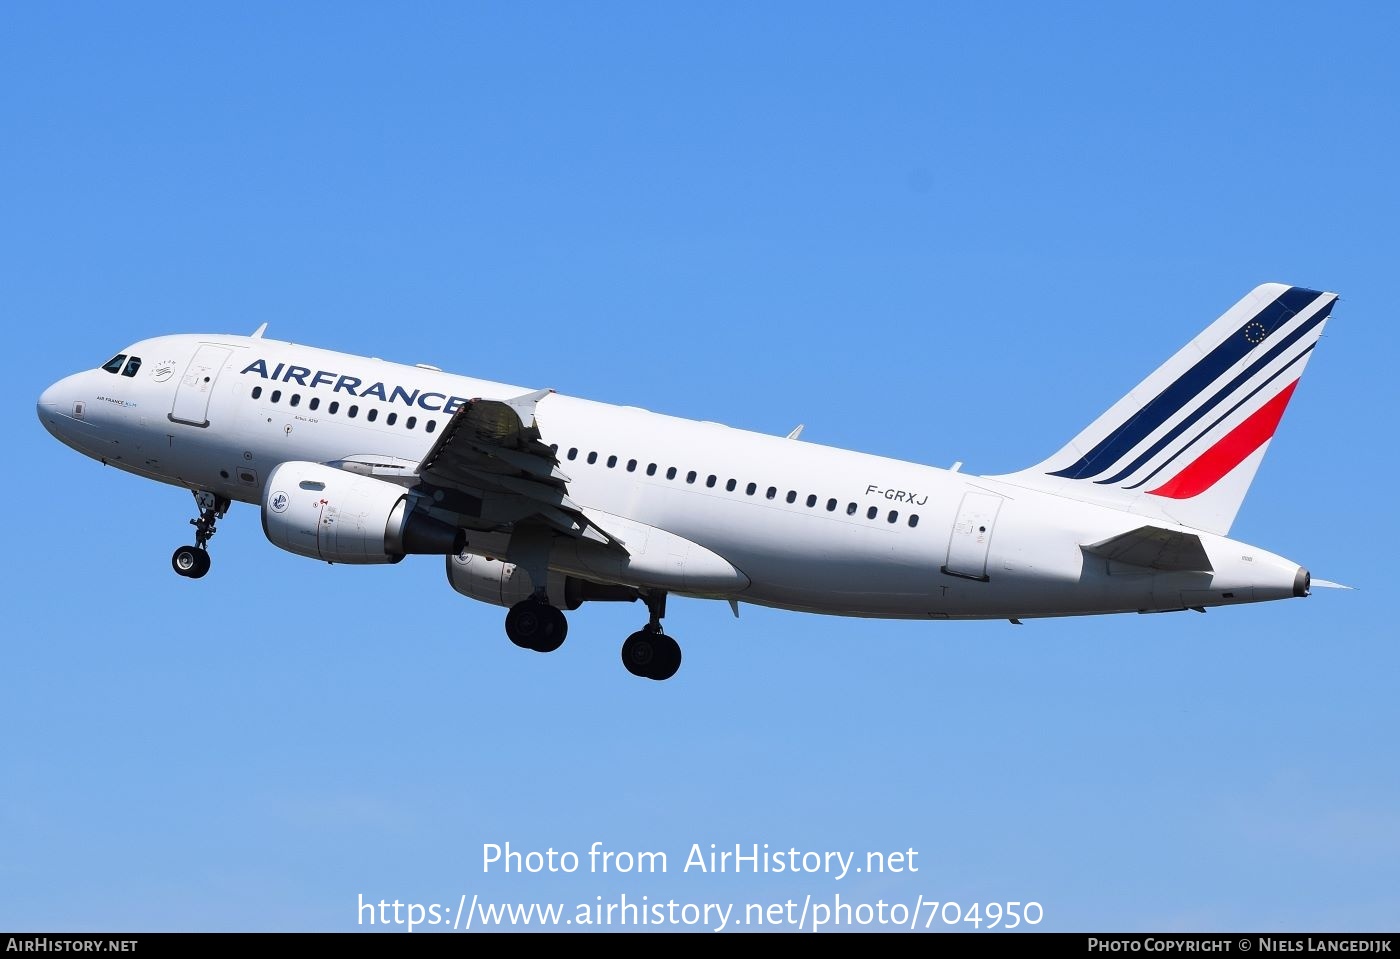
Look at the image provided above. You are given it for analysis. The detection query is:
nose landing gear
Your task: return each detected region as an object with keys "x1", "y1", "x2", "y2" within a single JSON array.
[{"x1": 171, "y1": 490, "x2": 229, "y2": 579}]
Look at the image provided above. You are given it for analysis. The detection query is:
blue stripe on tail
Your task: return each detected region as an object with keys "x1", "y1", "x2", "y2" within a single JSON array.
[
  {"x1": 1121, "y1": 344, "x2": 1314, "y2": 490},
  {"x1": 1049, "y1": 287, "x2": 1325, "y2": 480},
  {"x1": 1093, "y1": 306, "x2": 1332, "y2": 486}
]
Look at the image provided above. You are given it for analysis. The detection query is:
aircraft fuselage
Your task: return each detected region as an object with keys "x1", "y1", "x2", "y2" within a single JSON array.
[{"x1": 38, "y1": 332, "x2": 1308, "y2": 624}]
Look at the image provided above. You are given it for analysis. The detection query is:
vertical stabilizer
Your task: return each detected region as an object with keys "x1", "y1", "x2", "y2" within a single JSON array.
[{"x1": 991, "y1": 283, "x2": 1337, "y2": 535}]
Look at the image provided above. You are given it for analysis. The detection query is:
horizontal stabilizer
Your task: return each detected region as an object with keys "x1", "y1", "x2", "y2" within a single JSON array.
[
  {"x1": 1083, "y1": 525, "x2": 1213, "y2": 572},
  {"x1": 1310, "y1": 578, "x2": 1355, "y2": 591}
]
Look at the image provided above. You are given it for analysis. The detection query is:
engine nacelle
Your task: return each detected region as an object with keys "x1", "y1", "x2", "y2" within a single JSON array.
[
  {"x1": 262, "y1": 461, "x2": 459, "y2": 564},
  {"x1": 447, "y1": 550, "x2": 640, "y2": 610}
]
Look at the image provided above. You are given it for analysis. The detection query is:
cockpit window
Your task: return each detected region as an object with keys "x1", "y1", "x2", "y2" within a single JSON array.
[
  {"x1": 102, "y1": 354, "x2": 127, "y2": 374},
  {"x1": 121, "y1": 356, "x2": 141, "y2": 377}
]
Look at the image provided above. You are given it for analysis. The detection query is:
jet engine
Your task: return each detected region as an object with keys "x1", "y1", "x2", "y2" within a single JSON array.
[
  {"x1": 447, "y1": 549, "x2": 640, "y2": 609},
  {"x1": 262, "y1": 461, "x2": 460, "y2": 564}
]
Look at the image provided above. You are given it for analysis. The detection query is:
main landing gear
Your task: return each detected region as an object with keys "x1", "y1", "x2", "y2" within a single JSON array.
[
  {"x1": 171, "y1": 490, "x2": 229, "y2": 579},
  {"x1": 621, "y1": 591, "x2": 681, "y2": 682},
  {"x1": 504, "y1": 596, "x2": 568, "y2": 653},
  {"x1": 502, "y1": 588, "x2": 683, "y2": 681}
]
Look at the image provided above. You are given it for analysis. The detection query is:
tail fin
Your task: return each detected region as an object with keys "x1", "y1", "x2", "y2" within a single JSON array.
[{"x1": 992, "y1": 283, "x2": 1338, "y2": 535}]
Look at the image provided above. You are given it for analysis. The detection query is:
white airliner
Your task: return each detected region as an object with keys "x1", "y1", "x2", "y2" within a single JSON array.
[{"x1": 38, "y1": 283, "x2": 1342, "y2": 680}]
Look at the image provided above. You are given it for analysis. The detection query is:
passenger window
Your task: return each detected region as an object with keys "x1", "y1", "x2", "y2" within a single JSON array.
[
  {"x1": 426, "y1": 420, "x2": 438, "y2": 434},
  {"x1": 785, "y1": 490, "x2": 796, "y2": 504},
  {"x1": 102, "y1": 354, "x2": 126, "y2": 374},
  {"x1": 386, "y1": 412, "x2": 396, "y2": 425},
  {"x1": 867, "y1": 506, "x2": 878, "y2": 520},
  {"x1": 309, "y1": 397, "x2": 320, "y2": 411},
  {"x1": 666, "y1": 467, "x2": 677, "y2": 480},
  {"x1": 406, "y1": 416, "x2": 417, "y2": 429},
  {"x1": 290, "y1": 394, "x2": 301, "y2": 408},
  {"x1": 647, "y1": 463, "x2": 657, "y2": 476},
  {"x1": 908, "y1": 515, "x2": 919, "y2": 528},
  {"x1": 252, "y1": 386, "x2": 263, "y2": 400},
  {"x1": 706, "y1": 475, "x2": 717, "y2": 488},
  {"x1": 766, "y1": 487, "x2": 777, "y2": 500},
  {"x1": 627, "y1": 459, "x2": 637, "y2": 472},
  {"x1": 746, "y1": 483, "x2": 756, "y2": 495},
  {"x1": 271, "y1": 390, "x2": 282, "y2": 403},
  {"x1": 686, "y1": 470, "x2": 697, "y2": 484},
  {"x1": 607, "y1": 455, "x2": 617, "y2": 468},
  {"x1": 121, "y1": 356, "x2": 142, "y2": 377},
  {"x1": 726, "y1": 479, "x2": 736, "y2": 492},
  {"x1": 329, "y1": 401, "x2": 340, "y2": 415},
  {"x1": 888, "y1": 510, "x2": 898, "y2": 523},
  {"x1": 367, "y1": 409, "x2": 378, "y2": 422},
  {"x1": 587, "y1": 451, "x2": 598, "y2": 464},
  {"x1": 846, "y1": 502, "x2": 857, "y2": 515},
  {"x1": 806, "y1": 494, "x2": 817, "y2": 507},
  {"x1": 568, "y1": 448, "x2": 578, "y2": 461},
  {"x1": 827, "y1": 498, "x2": 837, "y2": 511},
  {"x1": 348, "y1": 405, "x2": 358, "y2": 418}
]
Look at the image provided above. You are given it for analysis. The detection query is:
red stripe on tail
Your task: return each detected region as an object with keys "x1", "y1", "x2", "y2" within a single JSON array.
[{"x1": 1147, "y1": 380, "x2": 1300, "y2": 500}]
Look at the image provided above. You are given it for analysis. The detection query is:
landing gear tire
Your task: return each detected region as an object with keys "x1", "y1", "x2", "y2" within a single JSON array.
[
  {"x1": 171, "y1": 545, "x2": 210, "y2": 579},
  {"x1": 622, "y1": 629, "x2": 682, "y2": 681},
  {"x1": 505, "y1": 599, "x2": 568, "y2": 653},
  {"x1": 649, "y1": 634, "x2": 681, "y2": 681},
  {"x1": 621, "y1": 630, "x2": 655, "y2": 677}
]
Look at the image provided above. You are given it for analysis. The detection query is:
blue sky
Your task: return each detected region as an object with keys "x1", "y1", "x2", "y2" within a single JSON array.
[{"x1": 3, "y1": 2, "x2": 1396, "y2": 932}]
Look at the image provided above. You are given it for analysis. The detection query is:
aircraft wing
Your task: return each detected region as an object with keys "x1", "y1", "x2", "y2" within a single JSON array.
[
  {"x1": 1082, "y1": 525, "x2": 1213, "y2": 572},
  {"x1": 416, "y1": 388, "x2": 622, "y2": 548}
]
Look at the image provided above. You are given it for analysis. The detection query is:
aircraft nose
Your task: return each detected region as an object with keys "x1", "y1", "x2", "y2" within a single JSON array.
[
  {"x1": 37, "y1": 380, "x2": 61, "y2": 417},
  {"x1": 36, "y1": 372, "x2": 90, "y2": 440}
]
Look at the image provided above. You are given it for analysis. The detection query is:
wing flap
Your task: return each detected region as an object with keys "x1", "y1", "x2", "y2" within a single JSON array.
[
  {"x1": 419, "y1": 389, "x2": 562, "y2": 486},
  {"x1": 417, "y1": 388, "x2": 623, "y2": 550}
]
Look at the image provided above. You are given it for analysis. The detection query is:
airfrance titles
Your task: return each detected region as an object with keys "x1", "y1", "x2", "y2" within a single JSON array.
[{"x1": 241, "y1": 359, "x2": 471, "y2": 414}]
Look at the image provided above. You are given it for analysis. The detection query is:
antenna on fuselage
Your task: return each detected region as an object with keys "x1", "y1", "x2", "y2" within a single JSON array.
[{"x1": 250, "y1": 322, "x2": 268, "y2": 339}]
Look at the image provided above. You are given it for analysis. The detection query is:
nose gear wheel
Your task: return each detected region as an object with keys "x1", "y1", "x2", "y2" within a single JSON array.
[{"x1": 171, "y1": 490, "x2": 229, "y2": 579}]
